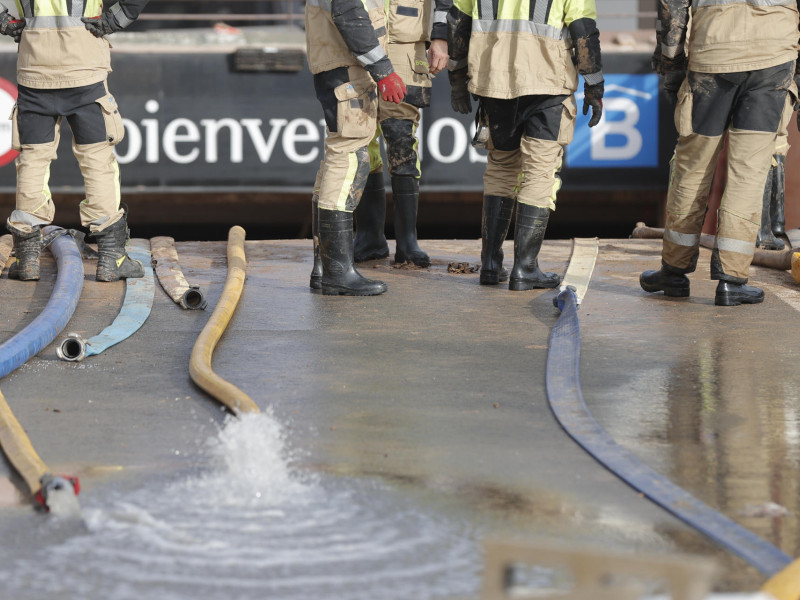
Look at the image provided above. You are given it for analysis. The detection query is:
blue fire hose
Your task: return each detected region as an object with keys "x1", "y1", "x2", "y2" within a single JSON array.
[
  {"x1": 0, "y1": 228, "x2": 83, "y2": 379},
  {"x1": 547, "y1": 286, "x2": 793, "y2": 577},
  {"x1": 56, "y1": 239, "x2": 154, "y2": 362}
]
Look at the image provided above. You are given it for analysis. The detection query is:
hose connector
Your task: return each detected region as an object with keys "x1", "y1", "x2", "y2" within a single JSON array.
[
  {"x1": 56, "y1": 333, "x2": 88, "y2": 362},
  {"x1": 36, "y1": 473, "x2": 81, "y2": 516},
  {"x1": 180, "y1": 285, "x2": 207, "y2": 310},
  {"x1": 553, "y1": 285, "x2": 578, "y2": 310}
]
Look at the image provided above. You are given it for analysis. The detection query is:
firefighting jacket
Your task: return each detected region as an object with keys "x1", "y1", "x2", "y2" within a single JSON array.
[
  {"x1": 387, "y1": 0, "x2": 451, "y2": 45},
  {"x1": 447, "y1": 0, "x2": 602, "y2": 99},
  {"x1": 306, "y1": 0, "x2": 395, "y2": 81},
  {"x1": 656, "y1": 0, "x2": 800, "y2": 75},
  {"x1": 1, "y1": 0, "x2": 149, "y2": 89}
]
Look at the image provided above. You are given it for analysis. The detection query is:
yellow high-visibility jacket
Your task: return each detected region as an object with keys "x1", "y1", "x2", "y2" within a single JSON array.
[
  {"x1": 1, "y1": 0, "x2": 148, "y2": 89},
  {"x1": 447, "y1": 0, "x2": 602, "y2": 99}
]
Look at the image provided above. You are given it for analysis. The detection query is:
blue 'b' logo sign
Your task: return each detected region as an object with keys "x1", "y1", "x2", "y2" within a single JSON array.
[{"x1": 567, "y1": 73, "x2": 660, "y2": 168}]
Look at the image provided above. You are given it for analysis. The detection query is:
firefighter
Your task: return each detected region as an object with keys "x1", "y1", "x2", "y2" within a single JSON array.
[
  {"x1": 641, "y1": 0, "x2": 799, "y2": 306},
  {"x1": 307, "y1": 0, "x2": 407, "y2": 295},
  {"x1": 353, "y1": 0, "x2": 452, "y2": 268},
  {"x1": 447, "y1": 0, "x2": 603, "y2": 290},
  {"x1": 0, "y1": 0, "x2": 149, "y2": 282}
]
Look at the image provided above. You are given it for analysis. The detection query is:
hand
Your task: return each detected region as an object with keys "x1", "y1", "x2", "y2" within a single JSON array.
[
  {"x1": 427, "y1": 39, "x2": 449, "y2": 75},
  {"x1": 449, "y1": 68, "x2": 472, "y2": 114},
  {"x1": 378, "y1": 72, "x2": 406, "y2": 104},
  {"x1": 0, "y1": 10, "x2": 24, "y2": 42},
  {"x1": 81, "y1": 12, "x2": 119, "y2": 38},
  {"x1": 583, "y1": 82, "x2": 604, "y2": 128},
  {"x1": 663, "y1": 70, "x2": 685, "y2": 107}
]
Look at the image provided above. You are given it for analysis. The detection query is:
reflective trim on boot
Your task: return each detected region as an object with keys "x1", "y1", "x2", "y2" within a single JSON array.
[
  {"x1": 771, "y1": 155, "x2": 786, "y2": 236},
  {"x1": 392, "y1": 176, "x2": 430, "y2": 267},
  {"x1": 319, "y1": 208, "x2": 387, "y2": 296},
  {"x1": 639, "y1": 265, "x2": 690, "y2": 297},
  {"x1": 94, "y1": 217, "x2": 145, "y2": 282},
  {"x1": 715, "y1": 280, "x2": 764, "y2": 306},
  {"x1": 509, "y1": 204, "x2": 560, "y2": 291},
  {"x1": 353, "y1": 172, "x2": 390, "y2": 262},
  {"x1": 7, "y1": 224, "x2": 42, "y2": 281},
  {"x1": 310, "y1": 198, "x2": 322, "y2": 289},
  {"x1": 480, "y1": 195, "x2": 514, "y2": 286},
  {"x1": 756, "y1": 165, "x2": 784, "y2": 250}
]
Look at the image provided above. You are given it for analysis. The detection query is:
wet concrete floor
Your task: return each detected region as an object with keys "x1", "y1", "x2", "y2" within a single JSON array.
[{"x1": 1, "y1": 236, "x2": 799, "y2": 594}]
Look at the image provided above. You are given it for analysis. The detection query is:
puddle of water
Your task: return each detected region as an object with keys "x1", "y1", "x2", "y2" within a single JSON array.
[{"x1": 0, "y1": 412, "x2": 481, "y2": 600}]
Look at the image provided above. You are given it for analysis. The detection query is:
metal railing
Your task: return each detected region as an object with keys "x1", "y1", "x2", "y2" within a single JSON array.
[{"x1": 133, "y1": 1, "x2": 658, "y2": 29}]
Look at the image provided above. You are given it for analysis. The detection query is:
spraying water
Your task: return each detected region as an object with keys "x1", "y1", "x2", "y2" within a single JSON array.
[{"x1": 0, "y1": 410, "x2": 481, "y2": 600}]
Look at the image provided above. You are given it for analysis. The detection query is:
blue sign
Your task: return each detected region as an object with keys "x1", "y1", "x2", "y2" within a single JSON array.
[{"x1": 567, "y1": 73, "x2": 660, "y2": 169}]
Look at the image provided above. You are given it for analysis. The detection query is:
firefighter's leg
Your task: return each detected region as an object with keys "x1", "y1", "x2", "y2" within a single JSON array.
[
  {"x1": 713, "y1": 64, "x2": 792, "y2": 305},
  {"x1": 511, "y1": 95, "x2": 575, "y2": 291},
  {"x1": 770, "y1": 86, "x2": 794, "y2": 237},
  {"x1": 353, "y1": 129, "x2": 390, "y2": 262},
  {"x1": 642, "y1": 72, "x2": 731, "y2": 297},
  {"x1": 7, "y1": 90, "x2": 61, "y2": 280},
  {"x1": 481, "y1": 97, "x2": 523, "y2": 286},
  {"x1": 310, "y1": 161, "x2": 325, "y2": 289},
  {"x1": 68, "y1": 82, "x2": 142, "y2": 281},
  {"x1": 313, "y1": 66, "x2": 386, "y2": 296},
  {"x1": 381, "y1": 114, "x2": 429, "y2": 266}
]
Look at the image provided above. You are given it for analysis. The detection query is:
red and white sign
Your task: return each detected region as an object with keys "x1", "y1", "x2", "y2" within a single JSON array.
[{"x1": 0, "y1": 77, "x2": 18, "y2": 168}]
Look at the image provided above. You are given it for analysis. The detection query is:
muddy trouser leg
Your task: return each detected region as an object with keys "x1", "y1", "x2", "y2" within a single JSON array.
[
  {"x1": 661, "y1": 72, "x2": 734, "y2": 275},
  {"x1": 509, "y1": 95, "x2": 575, "y2": 290},
  {"x1": 711, "y1": 64, "x2": 792, "y2": 284},
  {"x1": 6, "y1": 88, "x2": 61, "y2": 280},
  {"x1": 313, "y1": 66, "x2": 386, "y2": 295},
  {"x1": 381, "y1": 107, "x2": 428, "y2": 266},
  {"x1": 353, "y1": 131, "x2": 390, "y2": 262},
  {"x1": 480, "y1": 97, "x2": 523, "y2": 284}
]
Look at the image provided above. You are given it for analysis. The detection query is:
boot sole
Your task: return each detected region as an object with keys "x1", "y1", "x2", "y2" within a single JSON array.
[
  {"x1": 394, "y1": 256, "x2": 431, "y2": 268},
  {"x1": 321, "y1": 285, "x2": 387, "y2": 296},
  {"x1": 639, "y1": 276, "x2": 690, "y2": 297},
  {"x1": 715, "y1": 294, "x2": 764, "y2": 307},
  {"x1": 480, "y1": 271, "x2": 500, "y2": 285},
  {"x1": 509, "y1": 278, "x2": 560, "y2": 291}
]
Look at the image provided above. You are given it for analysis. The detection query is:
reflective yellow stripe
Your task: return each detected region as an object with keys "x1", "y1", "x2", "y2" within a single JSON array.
[
  {"x1": 32, "y1": 0, "x2": 65, "y2": 17},
  {"x1": 368, "y1": 129, "x2": 383, "y2": 172},
  {"x1": 336, "y1": 152, "x2": 360, "y2": 211}
]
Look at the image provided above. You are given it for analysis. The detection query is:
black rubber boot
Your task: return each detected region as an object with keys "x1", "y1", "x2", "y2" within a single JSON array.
[
  {"x1": 319, "y1": 208, "x2": 387, "y2": 296},
  {"x1": 639, "y1": 265, "x2": 690, "y2": 297},
  {"x1": 715, "y1": 280, "x2": 764, "y2": 306},
  {"x1": 392, "y1": 176, "x2": 430, "y2": 267},
  {"x1": 93, "y1": 216, "x2": 145, "y2": 282},
  {"x1": 310, "y1": 198, "x2": 322, "y2": 289},
  {"x1": 354, "y1": 172, "x2": 390, "y2": 262},
  {"x1": 756, "y1": 165, "x2": 784, "y2": 250},
  {"x1": 509, "y1": 204, "x2": 560, "y2": 291},
  {"x1": 7, "y1": 224, "x2": 42, "y2": 281},
  {"x1": 480, "y1": 196, "x2": 514, "y2": 285},
  {"x1": 770, "y1": 155, "x2": 786, "y2": 236}
]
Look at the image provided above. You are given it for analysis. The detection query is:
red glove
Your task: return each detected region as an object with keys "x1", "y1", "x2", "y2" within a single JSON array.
[{"x1": 378, "y1": 73, "x2": 406, "y2": 104}]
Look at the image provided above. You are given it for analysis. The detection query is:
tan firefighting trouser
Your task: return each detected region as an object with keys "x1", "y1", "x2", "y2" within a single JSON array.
[
  {"x1": 8, "y1": 80, "x2": 125, "y2": 234},
  {"x1": 482, "y1": 95, "x2": 577, "y2": 210},
  {"x1": 663, "y1": 64, "x2": 794, "y2": 282},
  {"x1": 315, "y1": 67, "x2": 378, "y2": 212},
  {"x1": 367, "y1": 42, "x2": 430, "y2": 177}
]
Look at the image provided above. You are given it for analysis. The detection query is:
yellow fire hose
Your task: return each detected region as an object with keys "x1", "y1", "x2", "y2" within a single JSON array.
[
  {"x1": 763, "y1": 559, "x2": 800, "y2": 600},
  {"x1": 189, "y1": 226, "x2": 259, "y2": 415},
  {"x1": 0, "y1": 387, "x2": 48, "y2": 496}
]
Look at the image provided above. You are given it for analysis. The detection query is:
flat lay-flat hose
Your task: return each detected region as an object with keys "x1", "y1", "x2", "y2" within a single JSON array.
[{"x1": 189, "y1": 226, "x2": 259, "y2": 415}]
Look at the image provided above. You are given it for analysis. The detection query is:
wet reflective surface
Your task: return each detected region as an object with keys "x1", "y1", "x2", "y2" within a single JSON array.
[{"x1": 2, "y1": 239, "x2": 800, "y2": 595}]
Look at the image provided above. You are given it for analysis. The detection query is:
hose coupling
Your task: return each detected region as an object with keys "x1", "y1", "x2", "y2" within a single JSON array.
[
  {"x1": 180, "y1": 285, "x2": 207, "y2": 310},
  {"x1": 56, "y1": 333, "x2": 88, "y2": 362}
]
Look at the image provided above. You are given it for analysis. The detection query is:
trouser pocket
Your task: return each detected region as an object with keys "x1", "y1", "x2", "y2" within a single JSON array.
[{"x1": 94, "y1": 94, "x2": 125, "y2": 145}]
